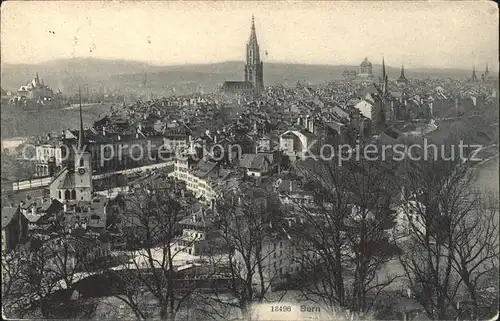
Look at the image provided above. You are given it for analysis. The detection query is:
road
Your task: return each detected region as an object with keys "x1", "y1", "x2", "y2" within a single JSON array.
[{"x1": 12, "y1": 161, "x2": 174, "y2": 191}]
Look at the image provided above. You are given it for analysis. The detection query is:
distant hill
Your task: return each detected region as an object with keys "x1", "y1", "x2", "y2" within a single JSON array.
[{"x1": 1, "y1": 58, "x2": 475, "y2": 94}]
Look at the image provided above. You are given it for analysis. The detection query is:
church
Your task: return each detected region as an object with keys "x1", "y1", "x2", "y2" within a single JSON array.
[
  {"x1": 49, "y1": 100, "x2": 93, "y2": 203},
  {"x1": 222, "y1": 15, "x2": 264, "y2": 95}
]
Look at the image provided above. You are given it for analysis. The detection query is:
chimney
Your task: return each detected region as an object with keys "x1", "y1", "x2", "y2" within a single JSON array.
[
  {"x1": 102, "y1": 126, "x2": 106, "y2": 136},
  {"x1": 192, "y1": 214, "x2": 196, "y2": 223},
  {"x1": 288, "y1": 219, "x2": 292, "y2": 227},
  {"x1": 305, "y1": 115, "x2": 310, "y2": 130},
  {"x1": 309, "y1": 118, "x2": 314, "y2": 133},
  {"x1": 64, "y1": 203, "x2": 68, "y2": 212},
  {"x1": 289, "y1": 181, "x2": 293, "y2": 192},
  {"x1": 31, "y1": 206, "x2": 37, "y2": 215}
]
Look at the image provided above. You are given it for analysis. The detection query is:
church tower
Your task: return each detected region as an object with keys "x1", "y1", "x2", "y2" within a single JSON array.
[
  {"x1": 74, "y1": 87, "x2": 93, "y2": 201},
  {"x1": 397, "y1": 63, "x2": 408, "y2": 85},
  {"x1": 471, "y1": 66, "x2": 478, "y2": 82},
  {"x1": 381, "y1": 57, "x2": 386, "y2": 82},
  {"x1": 245, "y1": 15, "x2": 264, "y2": 92},
  {"x1": 484, "y1": 64, "x2": 489, "y2": 80}
]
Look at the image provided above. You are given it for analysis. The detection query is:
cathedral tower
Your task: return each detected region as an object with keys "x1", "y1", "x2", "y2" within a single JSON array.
[{"x1": 245, "y1": 15, "x2": 264, "y2": 92}]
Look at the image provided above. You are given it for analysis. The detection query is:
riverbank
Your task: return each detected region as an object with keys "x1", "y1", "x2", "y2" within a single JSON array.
[
  {"x1": 1, "y1": 103, "x2": 113, "y2": 139},
  {"x1": 472, "y1": 153, "x2": 499, "y2": 195}
]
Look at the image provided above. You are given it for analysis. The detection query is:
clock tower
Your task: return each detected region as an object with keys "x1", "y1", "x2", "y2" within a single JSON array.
[
  {"x1": 48, "y1": 88, "x2": 93, "y2": 203},
  {"x1": 74, "y1": 92, "x2": 93, "y2": 202}
]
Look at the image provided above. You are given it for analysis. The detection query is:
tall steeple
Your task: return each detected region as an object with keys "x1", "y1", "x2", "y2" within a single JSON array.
[
  {"x1": 397, "y1": 63, "x2": 408, "y2": 84},
  {"x1": 245, "y1": 15, "x2": 264, "y2": 92},
  {"x1": 78, "y1": 86, "x2": 85, "y2": 149},
  {"x1": 471, "y1": 66, "x2": 478, "y2": 82},
  {"x1": 250, "y1": 14, "x2": 257, "y2": 44},
  {"x1": 381, "y1": 57, "x2": 386, "y2": 81}
]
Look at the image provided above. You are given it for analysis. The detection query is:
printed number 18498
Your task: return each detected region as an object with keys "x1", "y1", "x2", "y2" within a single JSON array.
[{"x1": 271, "y1": 306, "x2": 291, "y2": 312}]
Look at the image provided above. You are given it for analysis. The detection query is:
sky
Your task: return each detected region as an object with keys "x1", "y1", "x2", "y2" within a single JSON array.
[{"x1": 1, "y1": 1, "x2": 498, "y2": 70}]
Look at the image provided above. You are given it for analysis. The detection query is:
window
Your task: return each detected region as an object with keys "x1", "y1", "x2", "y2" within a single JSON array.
[{"x1": 58, "y1": 191, "x2": 61, "y2": 199}]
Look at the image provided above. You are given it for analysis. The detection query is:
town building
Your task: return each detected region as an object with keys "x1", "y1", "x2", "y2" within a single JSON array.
[
  {"x1": 358, "y1": 58, "x2": 374, "y2": 79},
  {"x1": 170, "y1": 157, "x2": 237, "y2": 206},
  {"x1": 279, "y1": 128, "x2": 318, "y2": 160},
  {"x1": 223, "y1": 16, "x2": 264, "y2": 95},
  {"x1": 342, "y1": 70, "x2": 358, "y2": 81},
  {"x1": 239, "y1": 153, "x2": 272, "y2": 177},
  {"x1": 2, "y1": 205, "x2": 29, "y2": 253},
  {"x1": 14, "y1": 73, "x2": 54, "y2": 102},
  {"x1": 174, "y1": 204, "x2": 223, "y2": 256}
]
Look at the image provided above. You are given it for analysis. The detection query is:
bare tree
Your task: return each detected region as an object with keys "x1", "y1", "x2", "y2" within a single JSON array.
[
  {"x1": 398, "y1": 158, "x2": 474, "y2": 320},
  {"x1": 451, "y1": 194, "x2": 499, "y2": 319},
  {"x1": 109, "y1": 176, "x2": 196, "y2": 320},
  {"x1": 289, "y1": 159, "x2": 349, "y2": 315},
  {"x1": 1, "y1": 239, "x2": 59, "y2": 318},
  {"x1": 198, "y1": 182, "x2": 286, "y2": 320},
  {"x1": 292, "y1": 158, "x2": 401, "y2": 316}
]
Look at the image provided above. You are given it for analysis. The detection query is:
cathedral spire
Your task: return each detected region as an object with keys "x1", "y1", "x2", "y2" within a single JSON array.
[
  {"x1": 249, "y1": 14, "x2": 257, "y2": 44},
  {"x1": 78, "y1": 86, "x2": 84, "y2": 149},
  {"x1": 245, "y1": 15, "x2": 264, "y2": 92}
]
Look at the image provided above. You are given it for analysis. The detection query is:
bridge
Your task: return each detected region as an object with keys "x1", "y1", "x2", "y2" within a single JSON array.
[{"x1": 11, "y1": 161, "x2": 174, "y2": 191}]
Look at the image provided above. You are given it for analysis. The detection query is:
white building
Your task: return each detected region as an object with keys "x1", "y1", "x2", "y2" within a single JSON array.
[
  {"x1": 279, "y1": 129, "x2": 317, "y2": 160},
  {"x1": 170, "y1": 157, "x2": 236, "y2": 206}
]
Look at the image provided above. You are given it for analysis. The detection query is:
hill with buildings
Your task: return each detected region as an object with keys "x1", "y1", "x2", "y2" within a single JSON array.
[{"x1": 1, "y1": 58, "x2": 476, "y2": 94}]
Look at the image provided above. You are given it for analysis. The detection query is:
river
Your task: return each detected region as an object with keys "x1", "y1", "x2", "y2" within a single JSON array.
[{"x1": 472, "y1": 154, "x2": 499, "y2": 197}]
